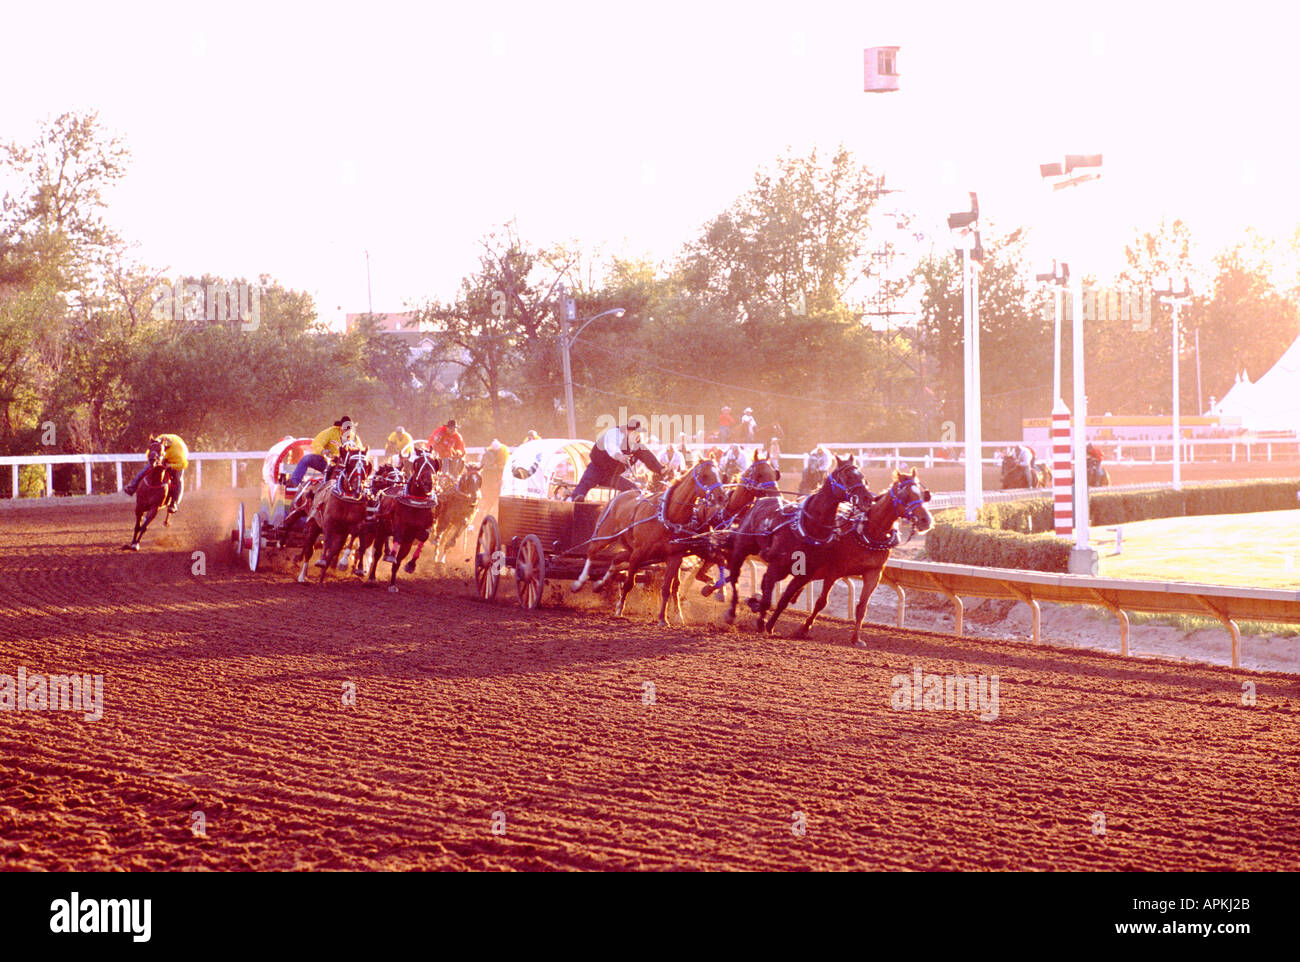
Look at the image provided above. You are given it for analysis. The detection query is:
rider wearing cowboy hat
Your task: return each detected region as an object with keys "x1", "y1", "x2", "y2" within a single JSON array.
[
  {"x1": 568, "y1": 416, "x2": 666, "y2": 502},
  {"x1": 429, "y1": 418, "x2": 466, "y2": 461},
  {"x1": 290, "y1": 416, "x2": 359, "y2": 487}
]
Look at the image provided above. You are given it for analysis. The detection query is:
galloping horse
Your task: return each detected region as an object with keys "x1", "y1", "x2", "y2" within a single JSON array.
[
  {"x1": 746, "y1": 455, "x2": 873, "y2": 630},
  {"x1": 363, "y1": 449, "x2": 439, "y2": 591},
  {"x1": 762, "y1": 468, "x2": 933, "y2": 646},
  {"x1": 297, "y1": 448, "x2": 371, "y2": 584},
  {"x1": 570, "y1": 459, "x2": 726, "y2": 626},
  {"x1": 346, "y1": 463, "x2": 406, "y2": 576},
  {"x1": 1000, "y1": 453, "x2": 1052, "y2": 490},
  {"x1": 695, "y1": 453, "x2": 782, "y2": 598},
  {"x1": 122, "y1": 438, "x2": 171, "y2": 551},
  {"x1": 424, "y1": 463, "x2": 482, "y2": 567}
]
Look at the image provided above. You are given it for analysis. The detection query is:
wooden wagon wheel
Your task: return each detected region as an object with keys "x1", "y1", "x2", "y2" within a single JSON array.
[
  {"x1": 515, "y1": 534, "x2": 546, "y2": 610},
  {"x1": 475, "y1": 516, "x2": 501, "y2": 601},
  {"x1": 248, "y1": 512, "x2": 262, "y2": 572}
]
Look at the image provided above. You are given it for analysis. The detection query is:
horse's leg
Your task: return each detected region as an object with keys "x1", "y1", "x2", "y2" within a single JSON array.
[
  {"x1": 352, "y1": 527, "x2": 370, "y2": 576},
  {"x1": 390, "y1": 530, "x2": 416, "y2": 592},
  {"x1": 366, "y1": 524, "x2": 384, "y2": 583},
  {"x1": 849, "y1": 566, "x2": 885, "y2": 647},
  {"x1": 298, "y1": 521, "x2": 320, "y2": 583},
  {"x1": 615, "y1": 542, "x2": 650, "y2": 618},
  {"x1": 571, "y1": 558, "x2": 595, "y2": 592},
  {"x1": 795, "y1": 577, "x2": 836, "y2": 639},
  {"x1": 133, "y1": 503, "x2": 160, "y2": 549},
  {"x1": 753, "y1": 554, "x2": 793, "y2": 627},
  {"x1": 724, "y1": 539, "x2": 754, "y2": 625},
  {"x1": 657, "y1": 553, "x2": 684, "y2": 627},
  {"x1": 766, "y1": 575, "x2": 811, "y2": 635}
]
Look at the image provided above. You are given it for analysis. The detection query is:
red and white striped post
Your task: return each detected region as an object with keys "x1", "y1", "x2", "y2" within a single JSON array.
[{"x1": 1052, "y1": 399, "x2": 1073, "y2": 536}]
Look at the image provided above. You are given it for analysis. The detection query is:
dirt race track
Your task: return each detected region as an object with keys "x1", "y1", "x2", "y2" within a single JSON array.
[{"x1": 2, "y1": 490, "x2": 1299, "y2": 871}]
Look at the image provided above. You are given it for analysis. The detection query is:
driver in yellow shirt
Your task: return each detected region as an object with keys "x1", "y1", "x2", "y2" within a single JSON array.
[
  {"x1": 289, "y1": 416, "x2": 360, "y2": 486},
  {"x1": 124, "y1": 433, "x2": 189, "y2": 512},
  {"x1": 388, "y1": 425, "x2": 415, "y2": 473}
]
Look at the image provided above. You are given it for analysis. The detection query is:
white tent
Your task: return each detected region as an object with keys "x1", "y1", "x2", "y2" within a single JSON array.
[{"x1": 1208, "y1": 334, "x2": 1300, "y2": 433}]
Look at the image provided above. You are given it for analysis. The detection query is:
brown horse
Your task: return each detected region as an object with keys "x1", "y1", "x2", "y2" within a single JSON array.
[
  {"x1": 423, "y1": 463, "x2": 482, "y2": 567},
  {"x1": 763, "y1": 468, "x2": 933, "y2": 646},
  {"x1": 747, "y1": 455, "x2": 873, "y2": 630},
  {"x1": 347, "y1": 462, "x2": 407, "y2": 576},
  {"x1": 296, "y1": 448, "x2": 371, "y2": 584},
  {"x1": 570, "y1": 459, "x2": 726, "y2": 626},
  {"x1": 362, "y1": 450, "x2": 439, "y2": 591},
  {"x1": 122, "y1": 438, "x2": 171, "y2": 551}
]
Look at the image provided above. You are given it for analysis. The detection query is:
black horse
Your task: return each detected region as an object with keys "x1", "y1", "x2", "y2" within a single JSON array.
[
  {"x1": 762, "y1": 469, "x2": 933, "y2": 645},
  {"x1": 742, "y1": 456, "x2": 872, "y2": 629}
]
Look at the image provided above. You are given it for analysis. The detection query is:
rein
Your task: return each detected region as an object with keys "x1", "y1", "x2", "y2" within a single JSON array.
[{"x1": 658, "y1": 465, "x2": 723, "y2": 539}]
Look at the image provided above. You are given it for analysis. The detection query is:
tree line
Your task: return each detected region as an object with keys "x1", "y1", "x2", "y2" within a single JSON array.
[{"x1": 3, "y1": 112, "x2": 1298, "y2": 477}]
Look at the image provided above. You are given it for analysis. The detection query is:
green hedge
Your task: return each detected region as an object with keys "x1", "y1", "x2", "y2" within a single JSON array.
[
  {"x1": 926, "y1": 521, "x2": 1072, "y2": 572},
  {"x1": 926, "y1": 479, "x2": 1300, "y2": 572}
]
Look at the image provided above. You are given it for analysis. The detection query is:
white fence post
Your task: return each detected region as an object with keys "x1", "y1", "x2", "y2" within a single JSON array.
[
  {"x1": 195, "y1": 459, "x2": 202, "y2": 491},
  {"x1": 84, "y1": 460, "x2": 92, "y2": 495},
  {"x1": 115, "y1": 461, "x2": 123, "y2": 492},
  {"x1": 45, "y1": 463, "x2": 52, "y2": 497}
]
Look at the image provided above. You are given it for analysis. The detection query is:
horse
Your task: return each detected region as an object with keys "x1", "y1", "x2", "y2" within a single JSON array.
[
  {"x1": 296, "y1": 448, "x2": 372, "y2": 584},
  {"x1": 762, "y1": 469, "x2": 933, "y2": 646},
  {"x1": 416, "y1": 463, "x2": 482, "y2": 569},
  {"x1": 361, "y1": 450, "x2": 439, "y2": 591},
  {"x1": 569, "y1": 459, "x2": 727, "y2": 626},
  {"x1": 694, "y1": 453, "x2": 782, "y2": 598},
  {"x1": 1000, "y1": 453, "x2": 1052, "y2": 490},
  {"x1": 345, "y1": 463, "x2": 406, "y2": 576},
  {"x1": 1087, "y1": 456, "x2": 1110, "y2": 487},
  {"x1": 746, "y1": 455, "x2": 873, "y2": 630},
  {"x1": 122, "y1": 438, "x2": 171, "y2": 551}
]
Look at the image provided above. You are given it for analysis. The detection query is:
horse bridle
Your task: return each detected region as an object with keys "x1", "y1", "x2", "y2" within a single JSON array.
[
  {"x1": 409, "y1": 452, "x2": 436, "y2": 497},
  {"x1": 739, "y1": 462, "x2": 779, "y2": 494},
  {"x1": 659, "y1": 462, "x2": 725, "y2": 536},
  {"x1": 856, "y1": 478, "x2": 930, "y2": 548},
  {"x1": 338, "y1": 452, "x2": 368, "y2": 499}
]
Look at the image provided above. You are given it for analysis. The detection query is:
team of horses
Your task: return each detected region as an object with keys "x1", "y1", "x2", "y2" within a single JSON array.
[
  {"x1": 571, "y1": 451, "x2": 933, "y2": 644},
  {"x1": 124, "y1": 436, "x2": 932, "y2": 644}
]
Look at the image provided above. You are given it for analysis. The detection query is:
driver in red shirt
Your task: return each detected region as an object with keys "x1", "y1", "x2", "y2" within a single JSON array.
[{"x1": 428, "y1": 419, "x2": 466, "y2": 460}]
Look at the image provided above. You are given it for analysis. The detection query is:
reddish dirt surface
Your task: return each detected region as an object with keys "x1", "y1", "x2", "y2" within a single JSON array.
[{"x1": 2, "y1": 490, "x2": 1299, "y2": 871}]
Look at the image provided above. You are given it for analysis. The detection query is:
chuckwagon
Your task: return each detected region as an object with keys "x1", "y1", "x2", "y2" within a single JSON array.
[
  {"x1": 476, "y1": 437, "x2": 661, "y2": 609},
  {"x1": 229, "y1": 436, "x2": 319, "y2": 571}
]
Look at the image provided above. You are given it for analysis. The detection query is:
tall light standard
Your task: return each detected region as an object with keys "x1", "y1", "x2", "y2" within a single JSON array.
[
  {"x1": 557, "y1": 283, "x2": 625, "y2": 439},
  {"x1": 947, "y1": 192, "x2": 982, "y2": 521},
  {"x1": 1040, "y1": 154, "x2": 1103, "y2": 573},
  {"x1": 1035, "y1": 260, "x2": 1070, "y2": 405},
  {"x1": 1154, "y1": 277, "x2": 1192, "y2": 490}
]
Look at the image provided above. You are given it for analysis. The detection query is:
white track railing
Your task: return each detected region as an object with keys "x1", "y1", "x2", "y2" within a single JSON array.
[
  {"x1": 0, "y1": 447, "x2": 491, "y2": 499},
  {"x1": 3, "y1": 432, "x2": 1297, "y2": 499},
  {"x1": 738, "y1": 557, "x2": 1300, "y2": 669}
]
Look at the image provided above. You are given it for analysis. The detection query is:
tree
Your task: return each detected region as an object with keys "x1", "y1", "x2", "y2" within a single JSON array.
[
  {"x1": 1193, "y1": 237, "x2": 1300, "y2": 408},
  {"x1": 914, "y1": 228, "x2": 1050, "y2": 441},
  {"x1": 414, "y1": 222, "x2": 573, "y2": 436}
]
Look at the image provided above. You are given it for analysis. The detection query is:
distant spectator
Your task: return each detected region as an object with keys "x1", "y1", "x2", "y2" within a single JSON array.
[
  {"x1": 740, "y1": 407, "x2": 757, "y2": 441},
  {"x1": 719, "y1": 406, "x2": 736, "y2": 443}
]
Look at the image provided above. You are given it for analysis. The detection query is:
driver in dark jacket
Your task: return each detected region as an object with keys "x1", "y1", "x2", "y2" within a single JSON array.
[{"x1": 568, "y1": 417, "x2": 665, "y2": 502}]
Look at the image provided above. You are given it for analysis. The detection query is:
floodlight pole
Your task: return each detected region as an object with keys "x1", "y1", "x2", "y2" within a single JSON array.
[
  {"x1": 1156, "y1": 281, "x2": 1192, "y2": 491},
  {"x1": 1041, "y1": 155, "x2": 1103, "y2": 571}
]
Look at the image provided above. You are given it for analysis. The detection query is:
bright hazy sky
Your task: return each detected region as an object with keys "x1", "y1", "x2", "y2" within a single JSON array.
[{"x1": 4, "y1": 0, "x2": 1298, "y2": 326}]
